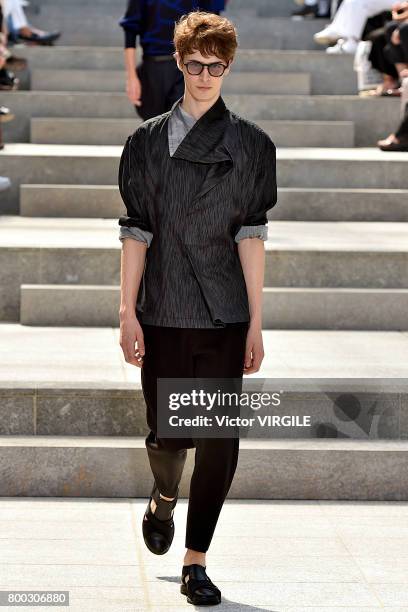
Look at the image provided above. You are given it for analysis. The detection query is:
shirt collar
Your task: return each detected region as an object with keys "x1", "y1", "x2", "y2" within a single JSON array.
[{"x1": 165, "y1": 94, "x2": 232, "y2": 163}]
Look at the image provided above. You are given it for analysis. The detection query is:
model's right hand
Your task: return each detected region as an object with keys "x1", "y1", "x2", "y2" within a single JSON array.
[
  {"x1": 126, "y1": 75, "x2": 142, "y2": 106},
  {"x1": 119, "y1": 313, "x2": 145, "y2": 368}
]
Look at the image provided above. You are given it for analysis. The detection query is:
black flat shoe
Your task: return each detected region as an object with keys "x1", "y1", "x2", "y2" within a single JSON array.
[
  {"x1": 180, "y1": 564, "x2": 221, "y2": 606},
  {"x1": 17, "y1": 29, "x2": 61, "y2": 46},
  {"x1": 142, "y1": 482, "x2": 178, "y2": 555}
]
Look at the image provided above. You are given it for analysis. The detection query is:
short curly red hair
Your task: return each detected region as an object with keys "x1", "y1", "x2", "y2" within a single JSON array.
[{"x1": 173, "y1": 10, "x2": 238, "y2": 64}]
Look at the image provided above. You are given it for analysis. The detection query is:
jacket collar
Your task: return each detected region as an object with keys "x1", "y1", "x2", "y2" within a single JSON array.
[{"x1": 163, "y1": 94, "x2": 234, "y2": 164}]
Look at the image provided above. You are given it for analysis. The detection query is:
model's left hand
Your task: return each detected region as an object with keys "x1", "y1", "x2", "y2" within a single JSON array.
[{"x1": 243, "y1": 323, "x2": 264, "y2": 374}]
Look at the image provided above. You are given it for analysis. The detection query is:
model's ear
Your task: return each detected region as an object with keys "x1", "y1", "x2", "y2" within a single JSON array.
[
  {"x1": 174, "y1": 51, "x2": 182, "y2": 71},
  {"x1": 224, "y1": 58, "x2": 233, "y2": 75}
]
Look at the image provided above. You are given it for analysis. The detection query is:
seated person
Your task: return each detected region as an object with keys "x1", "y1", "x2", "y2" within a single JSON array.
[{"x1": 3, "y1": 0, "x2": 60, "y2": 45}]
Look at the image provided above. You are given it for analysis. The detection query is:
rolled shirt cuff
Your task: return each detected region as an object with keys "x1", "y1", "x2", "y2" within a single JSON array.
[
  {"x1": 123, "y1": 29, "x2": 137, "y2": 48},
  {"x1": 234, "y1": 224, "x2": 268, "y2": 243},
  {"x1": 119, "y1": 225, "x2": 153, "y2": 247}
]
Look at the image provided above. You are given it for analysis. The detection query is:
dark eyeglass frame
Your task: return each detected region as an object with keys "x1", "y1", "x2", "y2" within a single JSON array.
[{"x1": 183, "y1": 60, "x2": 230, "y2": 77}]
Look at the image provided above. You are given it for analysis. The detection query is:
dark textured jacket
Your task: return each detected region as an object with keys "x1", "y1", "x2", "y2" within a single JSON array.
[{"x1": 118, "y1": 94, "x2": 278, "y2": 328}]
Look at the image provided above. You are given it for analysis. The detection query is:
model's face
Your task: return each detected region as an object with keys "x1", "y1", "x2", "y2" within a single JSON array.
[{"x1": 175, "y1": 49, "x2": 232, "y2": 101}]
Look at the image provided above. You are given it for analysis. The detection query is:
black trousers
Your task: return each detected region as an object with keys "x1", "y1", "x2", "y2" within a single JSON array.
[
  {"x1": 384, "y1": 21, "x2": 408, "y2": 66},
  {"x1": 134, "y1": 56, "x2": 184, "y2": 121},
  {"x1": 140, "y1": 321, "x2": 249, "y2": 552},
  {"x1": 368, "y1": 27, "x2": 399, "y2": 80}
]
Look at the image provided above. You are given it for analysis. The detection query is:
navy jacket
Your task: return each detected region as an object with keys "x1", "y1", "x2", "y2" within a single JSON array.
[
  {"x1": 118, "y1": 94, "x2": 278, "y2": 328},
  {"x1": 119, "y1": 0, "x2": 226, "y2": 53}
]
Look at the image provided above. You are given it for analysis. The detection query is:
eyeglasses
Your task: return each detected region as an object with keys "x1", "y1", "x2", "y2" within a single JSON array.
[{"x1": 183, "y1": 60, "x2": 229, "y2": 77}]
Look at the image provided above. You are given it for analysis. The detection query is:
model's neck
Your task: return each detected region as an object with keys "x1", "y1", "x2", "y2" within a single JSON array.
[{"x1": 179, "y1": 90, "x2": 220, "y2": 121}]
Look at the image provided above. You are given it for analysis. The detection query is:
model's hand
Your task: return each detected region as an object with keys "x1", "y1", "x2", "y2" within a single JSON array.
[
  {"x1": 119, "y1": 312, "x2": 145, "y2": 368},
  {"x1": 126, "y1": 75, "x2": 142, "y2": 106},
  {"x1": 243, "y1": 323, "x2": 264, "y2": 374}
]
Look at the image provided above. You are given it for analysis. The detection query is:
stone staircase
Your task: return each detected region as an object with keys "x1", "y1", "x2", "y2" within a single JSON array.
[{"x1": 0, "y1": 0, "x2": 407, "y2": 499}]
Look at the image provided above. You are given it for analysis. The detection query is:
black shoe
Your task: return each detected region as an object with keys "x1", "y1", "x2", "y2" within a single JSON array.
[
  {"x1": 17, "y1": 28, "x2": 61, "y2": 46},
  {"x1": 142, "y1": 482, "x2": 178, "y2": 555},
  {"x1": 0, "y1": 68, "x2": 19, "y2": 90},
  {"x1": 180, "y1": 564, "x2": 221, "y2": 606}
]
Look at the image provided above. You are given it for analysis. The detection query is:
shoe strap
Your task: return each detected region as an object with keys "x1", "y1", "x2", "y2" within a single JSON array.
[
  {"x1": 181, "y1": 564, "x2": 221, "y2": 597},
  {"x1": 151, "y1": 484, "x2": 178, "y2": 521}
]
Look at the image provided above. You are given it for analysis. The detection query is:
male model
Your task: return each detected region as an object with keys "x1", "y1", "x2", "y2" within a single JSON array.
[
  {"x1": 118, "y1": 10, "x2": 277, "y2": 606},
  {"x1": 119, "y1": 0, "x2": 226, "y2": 119}
]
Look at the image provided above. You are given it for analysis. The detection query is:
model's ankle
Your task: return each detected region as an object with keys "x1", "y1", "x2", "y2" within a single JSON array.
[{"x1": 183, "y1": 549, "x2": 206, "y2": 566}]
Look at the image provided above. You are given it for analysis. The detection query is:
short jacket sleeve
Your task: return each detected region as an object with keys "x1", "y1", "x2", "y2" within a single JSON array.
[
  {"x1": 118, "y1": 128, "x2": 152, "y2": 234},
  {"x1": 244, "y1": 132, "x2": 277, "y2": 226}
]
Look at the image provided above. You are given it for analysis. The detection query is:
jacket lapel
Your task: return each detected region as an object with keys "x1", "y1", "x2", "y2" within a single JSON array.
[{"x1": 162, "y1": 94, "x2": 239, "y2": 206}]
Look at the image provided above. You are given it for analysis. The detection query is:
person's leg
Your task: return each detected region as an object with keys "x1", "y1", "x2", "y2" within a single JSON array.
[
  {"x1": 368, "y1": 28, "x2": 400, "y2": 80},
  {"x1": 135, "y1": 57, "x2": 182, "y2": 120},
  {"x1": 395, "y1": 106, "x2": 408, "y2": 139},
  {"x1": 398, "y1": 22, "x2": 408, "y2": 65},
  {"x1": 134, "y1": 59, "x2": 164, "y2": 121},
  {"x1": 332, "y1": 0, "x2": 395, "y2": 40},
  {"x1": 141, "y1": 323, "x2": 196, "y2": 504},
  {"x1": 183, "y1": 322, "x2": 249, "y2": 560},
  {"x1": 383, "y1": 20, "x2": 408, "y2": 72},
  {"x1": 3, "y1": 0, "x2": 28, "y2": 29}
]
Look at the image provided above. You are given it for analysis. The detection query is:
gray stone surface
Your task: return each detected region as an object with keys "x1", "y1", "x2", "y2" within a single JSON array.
[
  {"x1": 2, "y1": 324, "x2": 408, "y2": 381},
  {"x1": 19, "y1": 284, "x2": 408, "y2": 330},
  {"x1": 0, "y1": 436, "x2": 407, "y2": 499},
  {"x1": 1, "y1": 145, "x2": 407, "y2": 213},
  {"x1": 2, "y1": 91, "x2": 394, "y2": 145},
  {"x1": 20, "y1": 184, "x2": 123, "y2": 218},
  {"x1": 19, "y1": 185, "x2": 408, "y2": 221},
  {"x1": 30, "y1": 117, "x2": 354, "y2": 148},
  {"x1": 0, "y1": 381, "x2": 404, "y2": 439},
  {"x1": 3, "y1": 217, "x2": 408, "y2": 322},
  {"x1": 30, "y1": 69, "x2": 312, "y2": 95},
  {"x1": 26, "y1": 11, "x2": 326, "y2": 49},
  {"x1": 272, "y1": 188, "x2": 408, "y2": 221},
  {"x1": 2, "y1": 496, "x2": 406, "y2": 609},
  {"x1": 16, "y1": 46, "x2": 357, "y2": 94}
]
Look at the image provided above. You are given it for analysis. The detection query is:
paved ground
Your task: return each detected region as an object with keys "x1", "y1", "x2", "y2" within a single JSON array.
[{"x1": 0, "y1": 497, "x2": 406, "y2": 611}]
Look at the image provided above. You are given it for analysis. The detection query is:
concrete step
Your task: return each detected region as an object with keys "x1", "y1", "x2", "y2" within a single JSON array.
[
  {"x1": 17, "y1": 47, "x2": 357, "y2": 95},
  {"x1": 20, "y1": 184, "x2": 123, "y2": 218},
  {"x1": 273, "y1": 188, "x2": 408, "y2": 222},
  {"x1": 30, "y1": 69, "x2": 312, "y2": 95},
  {"x1": 2, "y1": 217, "x2": 408, "y2": 321},
  {"x1": 0, "y1": 435, "x2": 406, "y2": 498},
  {"x1": 30, "y1": 117, "x2": 354, "y2": 148},
  {"x1": 19, "y1": 284, "x2": 408, "y2": 331},
  {"x1": 3, "y1": 322, "x2": 408, "y2": 380},
  {"x1": 20, "y1": 185, "x2": 408, "y2": 222},
  {"x1": 1, "y1": 145, "x2": 407, "y2": 213},
  {"x1": 0, "y1": 92, "x2": 397, "y2": 146},
  {"x1": 1, "y1": 378, "x2": 405, "y2": 439},
  {"x1": 31, "y1": 0, "x2": 294, "y2": 17},
  {"x1": 26, "y1": 12, "x2": 325, "y2": 49}
]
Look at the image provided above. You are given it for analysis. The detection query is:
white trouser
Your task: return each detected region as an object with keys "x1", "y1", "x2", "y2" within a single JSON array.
[
  {"x1": 331, "y1": 0, "x2": 395, "y2": 39},
  {"x1": 3, "y1": 0, "x2": 28, "y2": 30}
]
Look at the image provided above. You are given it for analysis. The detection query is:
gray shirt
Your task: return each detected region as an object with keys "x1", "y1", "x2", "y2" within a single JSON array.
[{"x1": 119, "y1": 98, "x2": 268, "y2": 246}]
